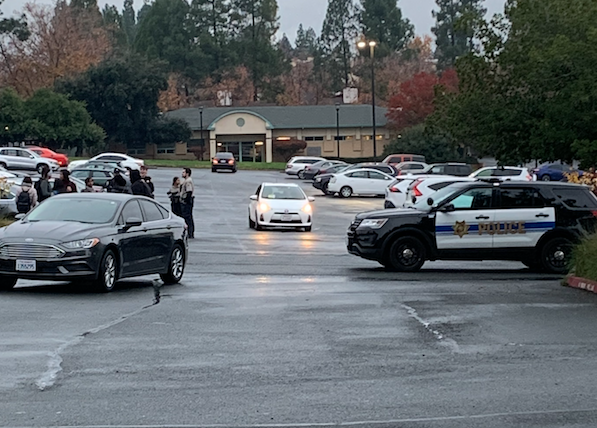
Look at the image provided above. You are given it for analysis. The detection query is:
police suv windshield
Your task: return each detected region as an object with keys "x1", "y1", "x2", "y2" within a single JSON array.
[{"x1": 411, "y1": 182, "x2": 471, "y2": 211}]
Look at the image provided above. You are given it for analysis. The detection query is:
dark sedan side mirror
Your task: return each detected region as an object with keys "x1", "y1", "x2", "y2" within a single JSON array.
[{"x1": 121, "y1": 217, "x2": 142, "y2": 232}]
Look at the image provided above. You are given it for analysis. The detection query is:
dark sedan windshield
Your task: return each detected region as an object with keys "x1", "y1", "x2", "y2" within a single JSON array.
[{"x1": 27, "y1": 198, "x2": 120, "y2": 224}]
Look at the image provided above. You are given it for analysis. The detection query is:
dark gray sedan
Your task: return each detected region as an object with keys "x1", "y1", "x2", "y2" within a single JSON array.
[{"x1": 0, "y1": 193, "x2": 187, "y2": 292}]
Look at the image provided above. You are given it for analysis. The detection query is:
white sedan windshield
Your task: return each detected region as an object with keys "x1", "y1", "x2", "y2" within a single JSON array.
[{"x1": 261, "y1": 186, "x2": 305, "y2": 200}]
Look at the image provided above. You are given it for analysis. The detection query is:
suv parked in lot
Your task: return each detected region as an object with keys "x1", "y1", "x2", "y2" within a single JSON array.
[
  {"x1": 347, "y1": 181, "x2": 597, "y2": 273},
  {"x1": 0, "y1": 147, "x2": 59, "y2": 173},
  {"x1": 285, "y1": 156, "x2": 326, "y2": 176}
]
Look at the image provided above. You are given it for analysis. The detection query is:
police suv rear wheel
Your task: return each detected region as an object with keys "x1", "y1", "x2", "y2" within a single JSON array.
[
  {"x1": 540, "y1": 237, "x2": 573, "y2": 274},
  {"x1": 387, "y1": 236, "x2": 426, "y2": 272}
]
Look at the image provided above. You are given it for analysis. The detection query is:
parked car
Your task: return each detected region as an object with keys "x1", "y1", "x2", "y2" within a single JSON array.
[
  {"x1": 248, "y1": 183, "x2": 314, "y2": 231},
  {"x1": 285, "y1": 156, "x2": 326, "y2": 176},
  {"x1": 312, "y1": 163, "x2": 398, "y2": 195},
  {"x1": 383, "y1": 154, "x2": 426, "y2": 166},
  {"x1": 26, "y1": 146, "x2": 69, "y2": 167},
  {"x1": 301, "y1": 160, "x2": 347, "y2": 180},
  {"x1": 68, "y1": 153, "x2": 143, "y2": 171},
  {"x1": 469, "y1": 166, "x2": 534, "y2": 181},
  {"x1": 212, "y1": 152, "x2": 237, "y2": 173},
  {"x1": 0, "y1": 193, "x2": 187, "y2": 292},
  {"x1": 395, "y1": 161, "x2": 428, "y2": 175},
  {"x1": 72, "y1": 161, "x2": 128, "y2": 175},
  {"x1": 0, "y1": 147, "x2": 59, "y2": 173},
  {"x1": 70, "y1": 169, "x2": 115, "y2": 187},
  {"x1": 533, "y1": 164, "x2": 582, "y2": 181},
  {"x1": 413, "y1": 163, "x2": 473, "y2": 177},
  {"x1": 327, "y1": 168, "x2": 395, "y2": 198},
  {"x1": 404, "y1": 176, "x2": 475, "y2": 207},
  {"x1": 384, "y1": 177, "x2": 418, "y2": 209}
]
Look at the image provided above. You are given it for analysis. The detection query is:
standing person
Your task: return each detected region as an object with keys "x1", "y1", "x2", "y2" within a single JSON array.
[
  {"x1": 35, "y1": 165, "x2": 52, "y2": 202},
  {"x1": 130, "y1": 169, "x2": 153, "y2": 197},
  {"x1": 81, "y1": 177, "x2": 95, "y2": 192},
  {"x1": 167, "y1": 176, "x2": 182, "y2": 216},
  {"x1": 53, "y1": 170, "x2": 77, "y2": 194},
  {"x1": 106, "y1": 169, "x2": 131, "y2": 194},
  {"x1": 180, "y1": 168, "x2": 195, "y2": 239},
  {"x1": 140, "y1": 165, "x2": 154, "y2": 198},
  {"x1": 15, "y1": 176, "x2": 38, "y2": 214}
]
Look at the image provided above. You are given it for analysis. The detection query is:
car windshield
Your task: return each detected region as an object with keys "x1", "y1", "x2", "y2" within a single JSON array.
[
  {"x1": 26, "y1": 198, "x2": 120, "y2": 224},
  {"x1": 411, "y1": 183, "x2": 470, "y2": 211},
  {"x1": 216, "y1": 153, "x2": 233, "y2": 159},
  {"x1": 261, "y1": 186, "x2": 305, "y2": 200}
]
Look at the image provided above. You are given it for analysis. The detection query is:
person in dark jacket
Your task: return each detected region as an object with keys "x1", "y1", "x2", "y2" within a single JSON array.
[
  {"x1": 35, "y1": 165, "x2": 52, "y2": 202},
  {"x1": 53, "y1": 170, "x2": 77, "y2": 194},
  {"x1": 167, "y1": 176, "x2": 182, "y2": 216},
  {"x1": 81, "y1": 177, "x2": 94, "y2": 192},
  {"x1": 106, "y1": 169, "x2": 131, "y2": 194},
  {"x1": 130, "y1": 170, "x2": 153, "y2": 197},
  {"x1": 140, "y1": 165, "x2": 154, "y2": 198}
]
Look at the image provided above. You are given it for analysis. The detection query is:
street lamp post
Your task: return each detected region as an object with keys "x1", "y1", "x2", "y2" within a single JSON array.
[
  {"x1": 199, "y1": 106, "x2": 204, "y2": 160},
  {"x1": 335, "y1": 103, "x2": 340, "y2": 159},
  {"x1": 358, "y1": 40, "x2": 377, "y2": 159}
]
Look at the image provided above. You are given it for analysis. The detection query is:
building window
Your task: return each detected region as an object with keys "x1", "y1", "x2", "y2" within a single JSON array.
[
  {"x1": 127, "y1": 148, "x2": 146, "y2": 155},
  {"x1": 363, "y1": 135, "x2": 384, "y2": 141},
  {"x1": 305, "y1": 136, "x2": 324, "y2": 141},
  {"x1": 157, "y1": 147, "x2": 175, "y2": 154}
]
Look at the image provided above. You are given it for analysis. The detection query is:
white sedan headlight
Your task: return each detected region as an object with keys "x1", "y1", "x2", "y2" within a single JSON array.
[
  {"x1": 259, "y1": 202, "x2": 271, "y2": 213},
  {"x1": 358, "y1": 219, "x2": 388, "y2": 229},
  {"x1": 62, "y1": 238, "x2": 100, "y2": 249},
  {"x1": 301, "y1": 204, "x2": 312, "y2": 213}
]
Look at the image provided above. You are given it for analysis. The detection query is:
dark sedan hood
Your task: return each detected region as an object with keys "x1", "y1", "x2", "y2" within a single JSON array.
[
  {"x1": 356, "y1": 208, "x2": 426, "y2": 220},
  {"x1": 0, "y1": 221, "x2": 110, "y2": 243}
]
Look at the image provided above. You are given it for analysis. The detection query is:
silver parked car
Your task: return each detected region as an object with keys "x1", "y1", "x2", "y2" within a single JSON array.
[{"x1": 0, "y1": 147, "x2": 59, "y2": 173}]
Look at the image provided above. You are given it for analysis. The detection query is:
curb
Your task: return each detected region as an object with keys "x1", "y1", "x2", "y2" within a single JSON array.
[{"x1": 564, "y1": 275, "x2": 597, "y2": 294}]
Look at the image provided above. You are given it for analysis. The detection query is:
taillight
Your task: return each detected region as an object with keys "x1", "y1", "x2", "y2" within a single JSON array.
[
  {"x1": 413, "y1": 183, "x2": 423, "y2": 197},
  {"x1": 286, "y1": 164, "x2": 292, "y2": 169},
  {"x1": 526, "y1": 174, "x2": 532, "y2": 181},
  {"x1": 212, "y1": 159, "x2": 218, "y2": 164},
  {"x1": 228, "y1": 159, "x2": 234, "y2": 165},
  {"x1": 389, "y1": 186, "x2": 401, "y2": 193},
  {"x1": 592, "y1": 211, "x2": 597, "y2": 218}
]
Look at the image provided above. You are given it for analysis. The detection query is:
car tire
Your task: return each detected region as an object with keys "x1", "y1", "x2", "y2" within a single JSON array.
[
  {"x1": 298, "y1": 170, "x2": 306, "y2": 180},
  {"x1": 160, "y1": 244, "x2": 185, "y2": 285},
  {"x1": 255, "y1": 211, "x2": 263, "y2": 231},
  {"x1": 36, "y1": 164, "x2": 46, "y2": 174},
  {"x1": 211, "y1": 168, "x2": 217, "y2": 173},
  {"x1": 93, "y1": 250, "x2": 118, "y2": 292},
  {"x1": 305, "y1": 226, "x2": 312, "y2": 232},
  {"x1": 0, "y1": 162, "x2": 7, "y2": 170},
  {"x1": 249, "y1": 214, "x2": 255, "y2": 229},
  {"x1": 0, "y1": 276, "x2": 17, "y2": 291},
  {"x1": 340, "y1": 186, "x2": 353, "y2": 198},
  {"x1": 541, "y1": 175, "x2": 551, "y2": 181},
  {"x1": 540, "y1": 237, "x2": 573, "y2": 274},
  {"x1": 232, "y1": 168, "x2": 237, "y2": 173},
  {"x1": 387, "y1": 236, "x2": 426, "y2": 272}
]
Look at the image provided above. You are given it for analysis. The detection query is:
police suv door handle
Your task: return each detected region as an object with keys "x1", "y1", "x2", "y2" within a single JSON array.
[
  {"x1": 535, "y1": 213, "x2": 549, "y2": 218},
  {"x1": 476, "y1": 215, "x2": 490, "y2": 220}
]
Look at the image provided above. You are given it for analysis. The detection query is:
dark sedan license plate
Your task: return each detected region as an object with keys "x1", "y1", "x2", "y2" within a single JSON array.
[
  {"x1": 16, "y1": 260, "x2": 36, "y2": 272},
  {"x1": 220, "y1": 160, "x2": 227, "y2": 163}
]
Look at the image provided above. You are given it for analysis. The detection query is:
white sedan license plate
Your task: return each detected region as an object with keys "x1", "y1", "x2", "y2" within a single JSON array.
[
  {"x1": 281, "y1": 215, "x2": 293, "y2": 222},
  {"x1": 16, "y1": 260, "x2": 36, "y2": 272}
]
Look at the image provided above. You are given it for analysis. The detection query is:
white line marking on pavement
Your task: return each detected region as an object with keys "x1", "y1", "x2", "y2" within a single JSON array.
[{"x1": 402, "y1": 303, "x2": 460, "y2": 352}]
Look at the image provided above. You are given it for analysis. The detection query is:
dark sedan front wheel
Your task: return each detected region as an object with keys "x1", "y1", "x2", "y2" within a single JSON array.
[
  {"x1": 0, "y1": 276, "x2": 17, "y2": 291},
  {"x1": 93, "y1": 250, "x2": 118, "y2": 292},
  {"x1": 160, "y1": 244, "x2": 185, "y2": 285}
]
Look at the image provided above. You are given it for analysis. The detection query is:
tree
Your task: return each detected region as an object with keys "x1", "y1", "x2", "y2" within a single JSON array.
[
  {"x1": 273, "y1": 138, "x2": 307, "y2": 161},
  {"x1": 382, "y1": 124, "x2": 460, "y2": 163},
  {"x1": 432, "y1": 0, "x2": 486, "y2": 70},
  {"x1": 295, "y1": 24, "x2": 318, "y2": 59},
  {"x1": 319, "y1": 0, "x2": 359, "y2": 92},
  {"x1": 360, "y1": 0, "x2": 414, "y2": 57},
  {"x1": 122, "y1": 0, "x2": 137, "y2": 46},
  {"x1": 0, "y1": 0, "x2": 29, "y2": 41},
  {"x1": 278, "y1": 33, "x2": 293, "y2": 59}
]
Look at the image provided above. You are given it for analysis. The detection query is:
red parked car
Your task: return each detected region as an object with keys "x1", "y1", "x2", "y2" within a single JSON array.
[{"x1": 26, "y1": 146, "x2": 69, "y2": 167}]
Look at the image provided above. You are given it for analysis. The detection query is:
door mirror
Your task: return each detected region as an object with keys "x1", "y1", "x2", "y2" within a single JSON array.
[
  {"x1": 438, "y1": 203, "x2": 455, "y2": 213},
  {"x1": 249, "y1": 195, "x2": 258, "y2": 201},
  {"x1": 308, "y1": 196, "x2": 315, "y2": 202},
  {"x1": 122, "y1": 217, "x2": 142, "y2": 231}
]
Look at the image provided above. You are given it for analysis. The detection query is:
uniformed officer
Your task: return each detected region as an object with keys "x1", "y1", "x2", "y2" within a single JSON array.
[{"x1": 180, "y1": 168, "x2": 195, "y2": 239}]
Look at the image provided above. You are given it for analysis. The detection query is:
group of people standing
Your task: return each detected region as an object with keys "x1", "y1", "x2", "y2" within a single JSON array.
[
  {"x1": 15, "y1": 166, "x2": 77, "y2": 213},
  {"x1": 167, "y1": 168, "x2": 195, "y2": 239}
]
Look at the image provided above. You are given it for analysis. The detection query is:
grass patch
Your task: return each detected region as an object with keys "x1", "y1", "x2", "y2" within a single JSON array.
[{"x1": 571, "y1": 235, "x2": 597, "y2": 280}]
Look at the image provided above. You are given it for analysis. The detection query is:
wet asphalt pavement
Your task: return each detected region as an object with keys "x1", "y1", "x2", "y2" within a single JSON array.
[{"x1": 2, "y1": 168, "x2": 597, "y2": 427}]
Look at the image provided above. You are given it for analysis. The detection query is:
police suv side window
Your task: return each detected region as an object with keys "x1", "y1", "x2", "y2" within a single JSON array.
[
  {"x1": 450, "y1": 188, "x2": 493, "y2": 210},
  {"x1": 553, "y1": 188, "x2": 597, "y2": 208},
  {"x1": 500, "y1": 188, "x2": 544, "y2": 209}
]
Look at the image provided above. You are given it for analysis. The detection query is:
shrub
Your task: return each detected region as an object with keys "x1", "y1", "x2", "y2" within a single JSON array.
[
  {"x1": 571, "y1": 234, "x2": 597, "y2": 281},
  {"x1": 273, "y1": 138, "x2": 307, "y2": 162}
]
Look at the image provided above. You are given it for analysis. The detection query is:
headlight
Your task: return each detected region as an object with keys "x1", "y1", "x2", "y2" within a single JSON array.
[
  {"x1": 62, "y1": 238, "x2": 100, "y2": 249},
  {"x1": 259, "y1": 202, "x2": 271, "y2": 212},
  {"x1": 358, "y1": 219, "x2": 388, "y2": 229},
  {"x1": 301, "y1": 204, "x2": 312, "y2": 213}
]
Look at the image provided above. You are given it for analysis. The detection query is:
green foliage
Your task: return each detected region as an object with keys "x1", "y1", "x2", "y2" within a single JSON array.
[
  {"x1": 359, "y1": 0, "x2": 414, "y2": 57},
  {"x1": 295, "y1": 24, "x2": 318, "y2": 59},
  {"x1": 432, "y1": 0, "x2": 486, "y2": 70},
  {"x1": 0, "y1": 0, "x2": 29, "y2": 41},
  {"x1": 571, "y1": 140, "x2": 597, "y2": 170},
  {"x1": 150, "y1": 117, "x2": 192, "y2": 146},
  {"x1": 0, "y1": 87, "x2": 105, "y2": 152},
  {"x1": 382, "y1": 124, "x2": 461, "y2": 163},
  {"x1": 571, "y1": 234, "x2": 597, "y2": 280}
]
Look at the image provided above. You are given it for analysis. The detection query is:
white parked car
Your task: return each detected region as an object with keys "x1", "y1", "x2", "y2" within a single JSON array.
[
  {"x1": 285, "y1": 156, "x2": 326, "y2": 176},
  {"x1": 469, "y1": 166, "x2": 534, "y2": 181},
  {"x1": 384, "y1": 177, "x2": 418, "y2": 208},
  {"x1": 249, "y1": 183, "x2": 315, "y2": 231},
  {"x1": 327, "y1": 168, "x2": 395, "y2": 198},
  {"x1": 404, "y1": 176, "x2": 475, "y2": 207},
  {"x1": 68, "y1": 153, "x2": 143, "y2": 171},
  {"x1": 0, "y1": 147, "x2": 59, "y2": 173}
]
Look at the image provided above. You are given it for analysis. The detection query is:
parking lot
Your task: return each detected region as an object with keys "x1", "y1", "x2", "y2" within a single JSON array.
[{"x1": 2, "y1": 168, "x2": 597, "y2": 428}]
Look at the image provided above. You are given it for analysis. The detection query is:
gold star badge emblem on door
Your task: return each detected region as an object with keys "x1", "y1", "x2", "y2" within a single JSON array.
[{"x1": 453, "y1": 221, "x2": 470, "y2": 238}]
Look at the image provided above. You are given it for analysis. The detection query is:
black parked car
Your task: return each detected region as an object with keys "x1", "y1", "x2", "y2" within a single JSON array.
[
  {"x1": 0, "y1": 194, "x2": 187, "y2": 292},
  {"x1": 347, "y1": 181, "x2": 597, "y2": 273},
  {"x1": 312, "y1": 163, "x2": 398, "y2": 195},
  {"x1": 212, "y1": 152, "x2": 237, "y2": 173},
  {"x1": 70, "y1": 169, "x2": 115, "y2": 187}
]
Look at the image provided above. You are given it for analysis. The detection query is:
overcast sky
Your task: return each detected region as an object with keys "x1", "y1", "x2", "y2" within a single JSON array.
[{"x1": 2, "y1": 0, "x2": 507, "y2": 43}]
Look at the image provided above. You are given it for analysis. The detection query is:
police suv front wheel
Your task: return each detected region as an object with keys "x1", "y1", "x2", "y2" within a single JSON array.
[
  {"x1": 387, "y1": 236, "x2": 426, "y2": 272},
  {"x1": 540, "y1": 237, "x2": 573, "y2": 274}
]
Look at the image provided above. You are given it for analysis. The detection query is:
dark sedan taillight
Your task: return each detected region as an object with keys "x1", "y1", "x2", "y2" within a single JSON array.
[{"x1": 228, "y1": 159, "x2": 234, "y2": 165}]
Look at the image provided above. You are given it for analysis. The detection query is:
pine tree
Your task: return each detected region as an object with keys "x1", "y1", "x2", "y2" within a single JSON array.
[
  {"x1": 360, "y1": 0, "x2": 414, "y2": 57},
  {"x1": 295, "y1": 24, "x2": 317, "y2": 59},
  {"x1": 432, "y1": 0, "x2": 486, "y2": 70},
  {"x1": 122, "y1": 0, "x2": 136, "y2": 47},
  {"x1": 190, "y1": 0, "x2": 233, "y2": 72},
  {"x1": 320, "y1": 0, "x2": 359, "y2": 91}
]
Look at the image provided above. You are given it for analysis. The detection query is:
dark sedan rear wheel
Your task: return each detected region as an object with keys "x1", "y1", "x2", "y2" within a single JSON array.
[
  {"x1": 160, "y1": 244, "x2": 185, "y2": 285},
  {"x1": 93, "y1": 250, "x2": 117, "y2": 292},
  {"x1": 0, "y1": 276, "x2": 17, "y2": 291}
]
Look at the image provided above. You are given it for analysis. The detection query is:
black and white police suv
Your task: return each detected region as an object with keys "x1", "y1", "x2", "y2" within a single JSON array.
[{"x1": 347, "y1": 181, "x2": 597, "y2": 273}]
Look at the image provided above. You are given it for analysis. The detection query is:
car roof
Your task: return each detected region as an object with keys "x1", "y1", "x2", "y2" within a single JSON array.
[
  {"x1": 94, "y1": 152, "x2": 129, "y2": 157},
  {"x1": 260, "y1": 182, "x2": 302, "y2": 187},
  {"x1": 50, "y1": 193, "x2": 149, "y2": 201},
  {"x1": 341, "y1": 168, "x2": 392, "y2": 174}
]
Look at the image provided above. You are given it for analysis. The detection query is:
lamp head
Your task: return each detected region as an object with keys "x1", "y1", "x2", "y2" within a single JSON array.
[
  {"x1": 357, "y1": 41, "x2": 367, "y2": 49},
  {"x1": 369, "y1": 41, "x2": 377, "y2": 47}
]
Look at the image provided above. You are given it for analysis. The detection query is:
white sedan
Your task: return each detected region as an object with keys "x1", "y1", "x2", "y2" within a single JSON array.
[
  {"x1": 68, "y1": 153, "x2": 144, "y2": 171},
  {"x1": 249, "y1": 183, "x2": 315, "y2": 231},
  {"x1": 469, "y1": 166, "x2": 534, "y2": 181},
  {"x1": 327, "y1": 168, "x2": 395, "y2": 198}
]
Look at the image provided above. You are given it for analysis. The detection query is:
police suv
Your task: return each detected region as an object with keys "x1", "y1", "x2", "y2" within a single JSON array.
[{"x1": 347, "y1": 181, "x2": 597, "y2": 273}]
